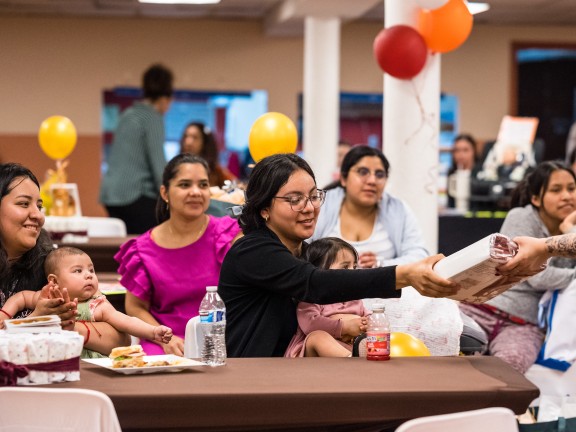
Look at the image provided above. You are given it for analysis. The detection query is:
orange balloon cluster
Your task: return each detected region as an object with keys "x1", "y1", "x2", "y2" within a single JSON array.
[{"x1": 418, "y1": 0, "x2": 473, "y2": 53}]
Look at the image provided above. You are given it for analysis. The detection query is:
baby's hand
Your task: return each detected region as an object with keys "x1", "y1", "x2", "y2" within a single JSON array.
[
  {"x1": 358, "y1": 252, "x2": 379, "y2": 269},
  {"x1": 341, "y1": 316, "x2": 368, "y2": 340},
  {"x1": 61, "y1": 315, "x2": 76, "y2": 331},
  {"x1": 154, "y1": 325, "x2": 173, "y2": 344}
]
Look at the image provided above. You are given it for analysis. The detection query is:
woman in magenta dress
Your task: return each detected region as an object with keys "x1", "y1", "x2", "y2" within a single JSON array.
[
  {"x1": 285, "y1": 237, "x2": 369, "y2": 357},
  {"x1": 115, "y1": 154, "x2": 241, "y2": 356}
]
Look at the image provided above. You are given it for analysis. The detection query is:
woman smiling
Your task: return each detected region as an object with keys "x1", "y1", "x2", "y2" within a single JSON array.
[
  {"x1": 218, "y1": 153, "x2": 458, "y2": 358},
  {"x1": 0, "y1": 163, "x2": 129, "y2": 355}
]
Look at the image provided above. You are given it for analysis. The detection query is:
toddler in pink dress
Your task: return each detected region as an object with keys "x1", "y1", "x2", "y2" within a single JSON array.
[{"x1": 285, "y1": 237, "x2": 369, "y2": 357}]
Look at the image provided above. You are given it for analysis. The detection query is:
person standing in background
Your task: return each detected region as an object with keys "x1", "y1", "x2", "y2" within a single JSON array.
[{"x1": 100, "y1": 63, "x2": 174, "y2": 234}]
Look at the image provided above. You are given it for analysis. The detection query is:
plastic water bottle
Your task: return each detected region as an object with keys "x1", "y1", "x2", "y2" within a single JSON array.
[
  {"x1": 199, "y1": 286, "x2": 227, "y2": 367},
  {"x1": 366, "y1": 303, "x2": 390, "y2": 361}
]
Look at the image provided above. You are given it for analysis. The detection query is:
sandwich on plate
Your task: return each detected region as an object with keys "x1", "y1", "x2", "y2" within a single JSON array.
[{"x1": 109, "y1": 345, "x2": 146, "y2": 368}]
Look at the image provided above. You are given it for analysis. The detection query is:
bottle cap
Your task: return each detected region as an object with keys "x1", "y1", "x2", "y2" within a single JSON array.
[
  {"x1": 206, "y1": 286, "x2": 218, "y2": 292},
  {"x1": 372, "y1": 302, "x2": 385, "y2": 312}
]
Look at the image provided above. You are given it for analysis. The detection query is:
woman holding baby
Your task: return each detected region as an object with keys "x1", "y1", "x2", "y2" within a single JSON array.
[{"x1": 0, "y1": 162, "x2": 129, "y2": 354}]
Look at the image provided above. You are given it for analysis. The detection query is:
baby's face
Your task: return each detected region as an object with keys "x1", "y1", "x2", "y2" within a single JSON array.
[
  {"x1": 330, "y1": 249, "x2": 357, "y2": 270},
  {"x1": 53, "y1": 254, "x2": 99, "y2": 302}
]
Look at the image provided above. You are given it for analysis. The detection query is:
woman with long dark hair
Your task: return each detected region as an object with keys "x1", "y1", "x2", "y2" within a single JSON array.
[
  {"x1": 460, "y1": 161, "x2": 576, "y2": 373},
  {"x1": 313, "y1": 146, "x2": 427, "y2": 270},
  {"x1": 1, "y1": 162, "x2": 129, "y2": 354},
  {"x1": 219, "y1": 153, "x2": 459, "y2": 358}
]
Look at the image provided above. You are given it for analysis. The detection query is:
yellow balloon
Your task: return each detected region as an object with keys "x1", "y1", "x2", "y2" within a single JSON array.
[
  {"x1": 390, "y1": 332, "x2": 431, "y2": 357},
  {"x1": 248, "y1": 112, "x2": 298, "y2": 162},
  {"x1": 38, "y1": 116, "x2": 77, "y2": 160}
]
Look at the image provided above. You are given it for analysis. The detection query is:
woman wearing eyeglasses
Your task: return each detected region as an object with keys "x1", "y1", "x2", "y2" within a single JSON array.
[
  {"x1": 312, "y1": 146, "x2": 428, "y2": 270},
  {"x1": 310, "y1": 147, "x2": 465, "y2": 355},
  {"x1": 219, "y1": 153, "x2": 458, "y2": 358}
]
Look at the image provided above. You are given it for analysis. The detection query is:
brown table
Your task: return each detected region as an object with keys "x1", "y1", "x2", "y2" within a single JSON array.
[{"x1": 44, "y1": 356, "x2": 538, "y2": 432}]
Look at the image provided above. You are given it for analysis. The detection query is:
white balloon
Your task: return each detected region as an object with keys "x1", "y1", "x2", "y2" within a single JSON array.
[{"x1": 415, "y1": 0, "x2": 449, "y2": 10}]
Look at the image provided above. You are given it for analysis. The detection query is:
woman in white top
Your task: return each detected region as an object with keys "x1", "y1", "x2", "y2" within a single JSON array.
[
  {"x1": 312, "y1": 145, "x2": 428, "y2": 268},
  {"x1": 312, "y1": 146, "x2": 463, "y2": 355}
]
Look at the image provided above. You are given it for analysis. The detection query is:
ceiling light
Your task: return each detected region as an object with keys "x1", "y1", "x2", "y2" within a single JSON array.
[
  {"x1": 466, "y1": 2, "x2": 490, "y2": 15},
  {"x1": 138, "y1": 0, "x2": 221, "y2": 4}
]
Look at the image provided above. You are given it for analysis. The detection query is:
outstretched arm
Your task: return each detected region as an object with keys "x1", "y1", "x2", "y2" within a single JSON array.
[
  {"x1": 97, "y1": 301, "x2": 172, "y2": 344},
  {"x1": 396, "y1": 254, "x2": 458, "y2": 297},
  {"x1": 125, "y1": 291, "x2": 182, "y2": 356},
  {"x1": 74, "y1": 319, "x2": 131, "y2": 356},
  {"x1": 496, "y1": 235, "x2": 575, "y2": 277}
]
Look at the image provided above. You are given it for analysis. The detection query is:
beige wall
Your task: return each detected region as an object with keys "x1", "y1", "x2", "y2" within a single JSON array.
[{"x1": 2, "y1": 16, "x2": 576, "y2": 215}]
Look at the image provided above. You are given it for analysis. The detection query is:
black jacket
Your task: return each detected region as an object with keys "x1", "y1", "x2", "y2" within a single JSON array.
[{"x1": 219, "y1": 227, "x2": 400, "y2": 358}]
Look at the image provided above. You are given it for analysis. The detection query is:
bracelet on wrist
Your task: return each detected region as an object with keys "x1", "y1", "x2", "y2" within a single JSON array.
[
  {"x1": 0, "y1": 309, "x2": 12, "y2": 319},
  {"x1": 78, "y1": 320, "x2": 90, "y2": 345}
]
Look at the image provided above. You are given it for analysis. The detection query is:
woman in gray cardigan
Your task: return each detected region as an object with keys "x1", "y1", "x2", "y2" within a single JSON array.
[{"x1": 460, "y1": 161, "x2": 576, "y2": 373}]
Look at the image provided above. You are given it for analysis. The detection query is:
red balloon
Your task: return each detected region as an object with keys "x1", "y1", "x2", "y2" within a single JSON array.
[{"x1": 373, "y1": 25, "x2": 428, "y2": 80}]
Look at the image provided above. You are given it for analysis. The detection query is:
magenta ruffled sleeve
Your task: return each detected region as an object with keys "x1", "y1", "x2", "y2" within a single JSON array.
[
  {"x1": 114, "y1": 236, "x2": 153, "y2": 303},
  {"x1": 213, "y1": 216, "x2": 241, "y2": 264}
]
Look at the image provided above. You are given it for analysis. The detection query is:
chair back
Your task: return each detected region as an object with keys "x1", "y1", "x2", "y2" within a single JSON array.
[
  {"x1": 184, "y1": 315, "x2": 203, "y2": 358},
  {"x1": 0, "y1": 387, "x2": 122, "y2": 432},
  {"x1": 395, "y1": 407, "x2": 519, "y2": 432}
]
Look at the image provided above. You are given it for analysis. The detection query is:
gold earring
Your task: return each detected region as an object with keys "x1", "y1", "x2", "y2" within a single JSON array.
[
  {"x1": 165, "y1": 200, "x2": 169, "y2": 210},
  {"x1": 264, "y1": 215, "x2": 269, "y2": 222}
]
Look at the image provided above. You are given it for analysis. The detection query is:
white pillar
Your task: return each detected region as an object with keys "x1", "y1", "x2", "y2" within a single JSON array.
[
  {"x1": 384, "y1": 0, "x2": 440, "y2": 254},
  {"x1": 303, "y1": 16, "x2": 340, "y2": 189}
]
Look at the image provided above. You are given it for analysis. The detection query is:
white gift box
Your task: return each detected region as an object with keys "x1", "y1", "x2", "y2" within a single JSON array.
[
  {"x1": 434, "y1": 233, "x2": 524, "y2": 304},
  {"x1": 0, "y1": 331, "x2": 83, "y2": 385}
]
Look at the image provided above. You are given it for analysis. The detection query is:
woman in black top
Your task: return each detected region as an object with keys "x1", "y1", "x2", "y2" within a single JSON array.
[{"x1": 219, "y1": 154, "x2": 458, "y2": 357}]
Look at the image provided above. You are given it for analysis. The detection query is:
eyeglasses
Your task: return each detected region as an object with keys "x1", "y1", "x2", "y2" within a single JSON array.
[
  {"x1": 351, "y1": 167, "x2": 387, "y2": 181},
  {"x1": 274, "y1": 190, "x2": 326, "y2": 212}
]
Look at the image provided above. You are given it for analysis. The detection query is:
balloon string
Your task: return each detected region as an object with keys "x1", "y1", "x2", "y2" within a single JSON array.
[
  {"x1": 402, "y1": 57, "x2": 439, "y2": 195},
  {"x1": 403, "y1": 74, "x2": 437, "y2": 146}
]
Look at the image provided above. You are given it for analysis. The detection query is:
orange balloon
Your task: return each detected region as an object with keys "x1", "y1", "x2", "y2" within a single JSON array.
[
  {"x1": 390, "y1": 332, "x2": 431, "y2": 357},
  {"x1": 418, "y1": 0, "x2": 473, "y2": 53}
]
